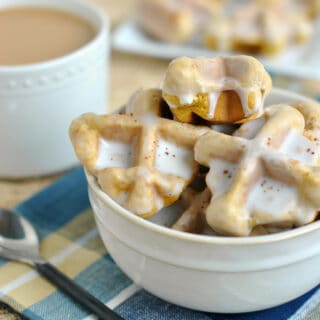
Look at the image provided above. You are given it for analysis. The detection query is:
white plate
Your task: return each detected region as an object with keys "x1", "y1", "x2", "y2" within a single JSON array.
[{"x1": 112, "y1": 19, "x2": 320, "y2": 80}]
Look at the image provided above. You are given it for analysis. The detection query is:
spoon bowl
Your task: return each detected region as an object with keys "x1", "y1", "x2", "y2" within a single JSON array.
[
  {"x1": 0, "y1": 209, "x2": 25, "y2": 239},
  {"x1": 0, "y1": 208, "x2": 40, "y2": 263}
]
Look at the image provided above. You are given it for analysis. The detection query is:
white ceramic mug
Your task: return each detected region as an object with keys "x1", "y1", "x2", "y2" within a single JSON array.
[{"x1": 0, "y1": 0, "x2": 109, "y2": 178}]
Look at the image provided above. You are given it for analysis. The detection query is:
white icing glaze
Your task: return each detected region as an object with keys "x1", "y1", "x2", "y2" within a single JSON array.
[
  {"x1": 95, "y1": 138, "x2": 133, "y2": 169},
  {"x1": 135, "y1": 112, "x2": 160, "y2": 128},
  {"x1": 155, "y1": 138, "x2": 194, "y2": 180},
  {"x1": 208, "y1": 92, "x2": 220, "y2": 118},
  {"x1": 206, "y1": 159, "x2": 238, "y2": 197},
  {"x1": 280, "y1": 129, "x2": 318, "y2": 165},
  {"x1": 179, "y1": 93, "x2": 195, "y2": 105},
  {"x1": 246, "y1": 177, "x2": 297, "y2": 219}
]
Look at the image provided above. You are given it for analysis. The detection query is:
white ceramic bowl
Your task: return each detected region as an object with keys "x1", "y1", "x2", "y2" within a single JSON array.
[
  {"x1": 0, "y1": 0, "x2": 109, "y2": 178},
  {"x1": 87, "y1": 88, "x2": 320, "y2": 313}
]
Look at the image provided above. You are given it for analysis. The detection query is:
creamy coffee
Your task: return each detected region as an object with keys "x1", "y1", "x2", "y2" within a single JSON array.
[{"x1": 0, "y1": 7, "x2": 96, "y2": 65}]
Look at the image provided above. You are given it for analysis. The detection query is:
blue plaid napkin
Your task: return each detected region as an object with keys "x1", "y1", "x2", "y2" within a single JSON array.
[{"x1": 0, "y1": 167, "x2": 319, "y2": 320}]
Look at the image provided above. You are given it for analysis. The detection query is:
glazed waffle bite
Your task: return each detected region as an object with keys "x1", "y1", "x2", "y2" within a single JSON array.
[
  {"x1": 231, "y1": 6, "x2": 288, "y2": 55},
  {"x1": 203, "y1": 1, "x2": 312, "y2": 56},
  {"x1": 136, "y1": 0, "x2": 222, "y2": 43},
  {"x1": 136, "y1": 0, "x2": 195, "y2": 44},
  {"x1": 161, "y1": 55, "x2": 272, "y2": 124},
  {"x1": 69, "y1": 89, "x2": 209, "y2": 218},
  {"x1": 195, "y1": 103, "x2": 320, "y2": 236}
]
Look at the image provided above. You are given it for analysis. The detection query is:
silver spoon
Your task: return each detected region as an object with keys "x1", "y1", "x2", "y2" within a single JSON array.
[{"x1": 0, "y1": 208, "x2": 124, "y2": 320}]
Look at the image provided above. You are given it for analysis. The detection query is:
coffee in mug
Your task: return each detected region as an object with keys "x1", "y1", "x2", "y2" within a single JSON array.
[{"x1": 0, "y1": 7, "x2": 96, "y2": 65}]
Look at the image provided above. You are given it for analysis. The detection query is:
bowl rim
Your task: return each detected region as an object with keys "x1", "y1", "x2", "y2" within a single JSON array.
[
  {"x1": 0, "y1": 0, "x2": 108, "y2": 72},
  {"x1": 86, "y1": 87, "x2": 320, "y2": 246}
]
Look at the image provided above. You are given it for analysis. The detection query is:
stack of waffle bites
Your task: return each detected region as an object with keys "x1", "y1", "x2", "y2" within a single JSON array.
[
  {"x1": 70, "y1": 55, "x2": 320, "y2": 237},
  {"x1": 136, "y1": 0, "x2": 315, "y2": 56}
]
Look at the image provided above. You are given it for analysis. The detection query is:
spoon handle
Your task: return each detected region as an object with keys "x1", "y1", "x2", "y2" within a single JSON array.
[{"x1": 34, "y1": 261, "x2": 124, "y2": 320}]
